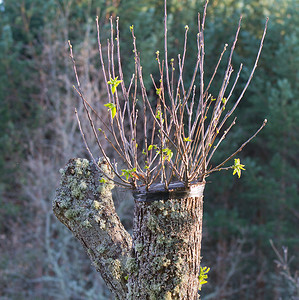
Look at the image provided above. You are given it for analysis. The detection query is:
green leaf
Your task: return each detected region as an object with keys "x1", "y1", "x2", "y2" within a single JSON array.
[
  {"x1": 148, "y1": 145, "x2": 154, "y2": 151},
  {"x1": 121, "y1": 167, "x2": 137, "y2": 181},
  {"x1": 232, "y1": 158, "x2": 246, "y2": 178},
  {"x1": 111, "y1": 106, "x2": 116, "y2": 119},
  {"x1": 99, "y1": 178, "x2": 107, "y2": 183},
  {"x1": 104, "y1": 103, "x2": 117, "y2": 119},
  {"x1": 198, "y1": 266, "x2": 210, "y2": 291},
  {"x1": 156, "y1": 110, "x2": 164, "y2": 123},
  {"x1": 183, "y1": 137, "x2": 192, "y2": 142},
  {"x1": 107, "y1": 76, "x2": 122, "y2": 94},
  {"x1": 160, "y1": 148, "x2": 173, "y2": 161}
]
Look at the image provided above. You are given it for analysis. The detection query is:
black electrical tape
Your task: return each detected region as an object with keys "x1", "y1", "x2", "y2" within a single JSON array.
[{"x1": 133, "y1": 181, "x2": 205, "y2": 202}]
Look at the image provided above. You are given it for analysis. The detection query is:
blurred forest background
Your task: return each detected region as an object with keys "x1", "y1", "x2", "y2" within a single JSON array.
[{"x1": 0, "y1": 0, "x2": 298, "y2": 299}]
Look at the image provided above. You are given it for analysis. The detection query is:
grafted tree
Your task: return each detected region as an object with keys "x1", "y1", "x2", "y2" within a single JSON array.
[{"x1": 53, "y1": 1, "x2": 268, "y2": 298}]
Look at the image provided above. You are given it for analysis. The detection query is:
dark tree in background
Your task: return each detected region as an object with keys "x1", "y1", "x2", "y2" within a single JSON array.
[{"x1": 0, "y1": 0, "x2": 298, "y2": 299}]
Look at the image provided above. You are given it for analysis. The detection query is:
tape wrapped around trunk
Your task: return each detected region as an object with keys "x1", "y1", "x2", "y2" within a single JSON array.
[{"x1": 133, "y1": 181, "x2": 205, "y2": 202}]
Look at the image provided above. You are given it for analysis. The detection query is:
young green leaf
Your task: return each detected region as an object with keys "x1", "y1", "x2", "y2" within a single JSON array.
[
  {"x1": 198, "y1": 266, "x2": 210, "y2": 291},
  {"x1": 99, "y1": 178, "x2": 107, "y2": 183},
  {"x1": 164, "y1": 148, "x2": 173, "y2": 161},
  {"x1": 183, "y1": 137, "x2": 192, "y2": 142},
  {"x1": 148, "y1": 144, "x2": 155, "y2": 151},
  {"x1": 104, "y1": 103, "x2": 117, "y2": 119},
  {"x1": 156, "y1": 109, "x2": 164, "y2": 123},
  {"x1": 157, "y1": 148, "x2": 173, "y2": 161},
  {"x1": 121, "y1": 168, "x2": 137, "y2": 181},
  {"x1": 107, "y1": 76, "x2": 122, "y2": 95},
  {"x1": 232, "y1": 158, "x2": 246, "y2": 178}
]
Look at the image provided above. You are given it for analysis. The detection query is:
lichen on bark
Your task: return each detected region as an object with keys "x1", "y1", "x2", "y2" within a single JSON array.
[
  {"x1": 53, "y1": 158, "x2": 205, "y2": 300},
  {"x1": 127, "y1": 183, "x2": 205, "y2": 300},
  {"x1": 53, "y1": 158, "x2": 132, "y2": 299}
]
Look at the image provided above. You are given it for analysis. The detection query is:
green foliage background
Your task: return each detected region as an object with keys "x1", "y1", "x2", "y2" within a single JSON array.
[{"x1": 0, "y1": 0, "x2": 298, "y2": 299}]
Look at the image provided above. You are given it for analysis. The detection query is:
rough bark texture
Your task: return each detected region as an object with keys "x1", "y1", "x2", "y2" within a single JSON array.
[
  {"x1": 128, "y1": 183, "x2": 205, "y2": 299},
  {"x1": 53, "y1": 158, "x2": 132, "y2": 299},
  {"x1": 53, "y1": 158, "x2": 205, "y2": 300}
]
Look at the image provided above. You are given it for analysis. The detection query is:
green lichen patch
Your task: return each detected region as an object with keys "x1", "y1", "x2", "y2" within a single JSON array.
[
  {"x1": 75, "y1": 158, "x2": 89, "y2": 175},
  {"x1": 151, "y1": 200, "x2": 166, "y2": 211},
  {"x1": 152, "y1": 256, "x2": 171, "y2": 271},
  {"x1": 59, "y1": 197, "x2": 71, "y2": 209},
  {"x1": 64, "y1": 208, "x2": 79, "y2": 220},
  {"x1": 134, "y1": 243, "x2": 144, "y2": 254},
  {"x1": 126, "y1": 257, "x2": 138, "y2": 273},
  {"x1": 96, "y1": 244, "x2": 107, "y2": 254},
  {"x1": 147, "y1": 214, "x2": 159, "y2": 232}
]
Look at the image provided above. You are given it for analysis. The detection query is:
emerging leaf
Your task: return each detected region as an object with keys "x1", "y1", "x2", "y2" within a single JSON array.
[
  {"x1": 121, "y1": 167, "x2": 137, "y2": 181},
  {"x1": 232, "y1": 158, "x2": 246, "y2": 178},
  {"x1": 198, "y1": 266, "x2": 210, "y2": 291},
  {"x1": 183, "y1": 137, "x2": 192, "y2": 142},
  {"x1": 107, "y1": 76, "x2": 122, "y2": 95},
  {"x1": 104, "y1": 103, "x2": 117, "y2": 119}
]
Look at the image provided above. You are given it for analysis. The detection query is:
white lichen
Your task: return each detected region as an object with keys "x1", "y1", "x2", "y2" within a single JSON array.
[
  {"x1": 81, "y1": 158, "x2": 89, "y2": 168},
  {"x1": 108, "y1": 258, "x2": 122, "y2": 280},
  {"x1": 79, "y1": 180, "x2": 87, "y2": 190},
  {"x1": 82, "y1": 219, "x2": 92, "y2": 228},
  {"x1": 94, "y1": 215, "x2": 106, "y2": 229},
  {"x1": 93, "y1": 200, "x2": 102, "y2": 210}
]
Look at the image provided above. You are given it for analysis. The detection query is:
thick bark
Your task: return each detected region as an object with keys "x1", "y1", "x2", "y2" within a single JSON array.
[
  {"x1": 53, "y1": 158, "x2": 205, "y2": 300},
  {"x1": 128, "y1": 183, "x2": 205, "y2": 299}
]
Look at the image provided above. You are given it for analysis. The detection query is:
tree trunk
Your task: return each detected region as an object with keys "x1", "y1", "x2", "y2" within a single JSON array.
[
  {"x1": 53, "y1": 158, "x2": 205, "y2": 299},
  {"x1": 128, "y1": 183, "x2": 205, "y2": 299}
]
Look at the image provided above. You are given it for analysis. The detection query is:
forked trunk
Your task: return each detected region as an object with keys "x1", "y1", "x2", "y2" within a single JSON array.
[
  {"x1": 53, "y1": 159, "x2": 205, "y2": 299},
  {"x1": 128, "y1": 182, "x2": 205, "y2": 299}
]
